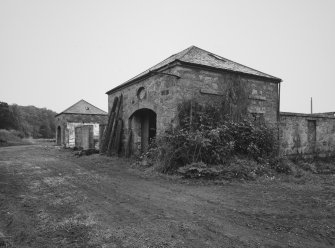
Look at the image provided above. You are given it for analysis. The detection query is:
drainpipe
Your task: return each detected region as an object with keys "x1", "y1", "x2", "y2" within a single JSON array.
[
  {"x1": 278, "y1": 82, "x2": 281, "y2": 122},
  {"x1": 277, "y1": 82, "x2": 281, "y2": 155}
]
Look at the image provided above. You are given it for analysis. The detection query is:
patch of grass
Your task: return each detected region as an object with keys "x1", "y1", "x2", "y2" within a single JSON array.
[
  {"x1": 0, "y1": 129, "x2": 32, "y2": 147},
  {"x1": 176, "y1": 157, "x2": 272, "y2": 180}
]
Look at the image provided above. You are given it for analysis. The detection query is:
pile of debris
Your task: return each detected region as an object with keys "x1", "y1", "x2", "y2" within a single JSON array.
[{"x1": 74, "y1": 148, "x2": 99, "y2": 157}]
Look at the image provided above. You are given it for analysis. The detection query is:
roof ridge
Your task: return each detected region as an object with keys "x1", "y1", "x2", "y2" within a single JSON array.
[
  {"x1": 213, "y1": 54, "x2": 280, "y2": 80},
  {"x1": 59, "y1": 99, "x2": 84, "y2": 115},
  {"x1": 121, "y1": 49, "x2": 183, "y2": 83},
  {"x1": 177, "y1": 45, "x2": 196, "y2": 60},
  {"x1": 82, "y1": 100, "x2": 107, "y2": 114},
  {"x1": 58, "y1": 99, "x2": 107, "y2": 116},
  {"x1": 106, "y1": 46, "x2": 196, "y2": 94},
  {"x1": 106, "y1": 46, "x2": 281, "y2": 95},
  {"x1": 189, "y1": 46, "x2": 281, "y2": 80}
]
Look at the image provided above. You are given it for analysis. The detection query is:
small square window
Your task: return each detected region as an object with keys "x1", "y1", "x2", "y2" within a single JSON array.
[
  {"x1": 251, "y1": 113, "x2": 264, "y2": 124},
  {"x1": 161, "y1": 90, "x2": 169, "y2": 96}
]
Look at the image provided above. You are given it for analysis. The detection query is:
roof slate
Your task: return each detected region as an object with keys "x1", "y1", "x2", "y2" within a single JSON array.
[
  {"x1": 107, "y1": 46, "x2": 281, "y2": 94},
  {"x1": 56, "y1": 100, "x2": 107, "y2": 116}
]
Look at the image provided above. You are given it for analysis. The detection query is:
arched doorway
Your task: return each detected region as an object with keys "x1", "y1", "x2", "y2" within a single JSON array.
[
  {"x1": 56, "y1": 126, "x2": 61, "y2": 145},
  {"x1": 130, "y1": 108, "x2": 156, "y2": 153}
]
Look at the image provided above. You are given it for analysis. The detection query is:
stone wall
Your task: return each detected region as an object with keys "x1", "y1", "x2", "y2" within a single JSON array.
[
  {"x1": 107, "y1": 64, "x2": 279, "y2": 155},
  {"x1": 279, "y1": 112, "x2": 335, "y2": 156},
  {"x1": 55, "y1": 113, "x2": 108, "y2": 148}
]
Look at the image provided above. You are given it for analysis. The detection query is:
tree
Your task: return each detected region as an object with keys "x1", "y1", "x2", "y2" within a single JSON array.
[
  {"x1": 1, "y1": 102, "x2": 57, "y2": 138},
  {"x1": 0, "y1": 101, "x2": 16, "y2": 129}
]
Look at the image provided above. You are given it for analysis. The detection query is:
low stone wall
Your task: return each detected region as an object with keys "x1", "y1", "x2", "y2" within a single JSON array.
[{"x1": 279, "y1": 112, "x2": 335, "y2": 157}]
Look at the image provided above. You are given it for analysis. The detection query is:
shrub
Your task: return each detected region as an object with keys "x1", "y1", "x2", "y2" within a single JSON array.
[
  {"x1": 0, "y1": 129, "x2": 28, "y2": 146},
  {"x1": 177, "y1": 162, "x2": 222, "y2": 179},
  {"x1": 221, "y1": 157, "x2": 263, "y2": 180},
  {"x1": 269, "y1": 156, "x2": 293, "y2": 174},
  {"x1": 145, "y1": 99, "x2": 278, "y2": 174},
  {"x1": 0, "y1": 129, "x2": 21, "y2": 142}
]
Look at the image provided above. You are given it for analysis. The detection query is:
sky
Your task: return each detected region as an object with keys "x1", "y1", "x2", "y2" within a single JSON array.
[{"x1": 1, "y1": 0, "x2": 334, "y2": 114}]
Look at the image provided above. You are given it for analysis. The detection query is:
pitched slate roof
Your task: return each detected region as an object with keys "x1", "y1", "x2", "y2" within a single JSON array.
[
  {"x1": 56, "y1": 100, "x2": 107, "y2": 116},
  {"x1": 106, "y1": 46, "x2": 281, "y2": 94}
]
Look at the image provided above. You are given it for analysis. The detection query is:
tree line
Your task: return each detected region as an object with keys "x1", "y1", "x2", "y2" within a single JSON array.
[{"x1": 0, "y1": 101, "x2": 57, "y2": 139}]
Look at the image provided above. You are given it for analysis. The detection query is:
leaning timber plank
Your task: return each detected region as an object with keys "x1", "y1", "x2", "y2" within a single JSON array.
[
  {"x1": 110, "y1": 96, "x2": 119, "y2": 113},
  {"x1": 107, "y1": 94, "x2": 123, "y2": 156},
  {"x1": 104, "y1": 96, "x2": 119, "y2": 145},
  {"x1": 101, "y1": 112, "x2": 115, "y2": 153},
  {"x1": 101, "y1": 97, "x2": 118, "y2": 153},
  {"x1": 114, "y1": 119, "x2": 123, "y2": 155}
]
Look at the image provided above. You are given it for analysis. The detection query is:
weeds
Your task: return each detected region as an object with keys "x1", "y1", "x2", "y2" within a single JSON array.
[
  {"x1": 140, "y1": 99, "x2": 335, "y2": 180},
  {"x1": 144, "y1": 99, "x2": 277, "y2": 176},
  {"x1": 0, "y1": 129, "x2": 31, "y2": 147}
]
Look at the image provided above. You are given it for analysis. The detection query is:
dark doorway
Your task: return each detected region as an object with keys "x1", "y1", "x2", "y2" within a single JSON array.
[
  {"x1": 307, "y1": 120, "x2": 316, "y2": 153},
  {"x1": 130, "y1": 108, "x2": 157, "y2": 153},
  {"x1": 57, "y1": 126, "x2": 61, "y2": 145}
]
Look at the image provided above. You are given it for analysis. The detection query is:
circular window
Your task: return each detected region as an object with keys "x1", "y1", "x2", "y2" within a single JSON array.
[{"x1": 137, "y1": 87, "x2": 146, "y2": 100}]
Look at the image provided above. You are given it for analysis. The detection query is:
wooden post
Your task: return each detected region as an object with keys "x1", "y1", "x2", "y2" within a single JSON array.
[
  {"x1": 100, "y1": 97, "x2": 118, "y2": 153},
  {"x1": 114, "y1": 119, "x2": 123, "y2": 155},
  {"x1": 107, "y1": 94, "x2": 123, "y2": 156}
]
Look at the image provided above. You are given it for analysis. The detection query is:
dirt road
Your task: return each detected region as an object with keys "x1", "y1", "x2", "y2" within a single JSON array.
[{"x1": 0, "y1": 145, "x2": 334, "y2": 247}]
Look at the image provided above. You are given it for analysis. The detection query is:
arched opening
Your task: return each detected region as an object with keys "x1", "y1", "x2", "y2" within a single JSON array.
[
  {"x1": 56, "y1": 126, "x2": 61, "y2": 145},
  {"x1": 130, "y1": 108, "x2": 156, "y2": 153}
]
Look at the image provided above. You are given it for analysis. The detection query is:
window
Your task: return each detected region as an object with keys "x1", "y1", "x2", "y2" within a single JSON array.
[
  {"x1": 137, "y1": 87, "x2": 146, "y2": 100},
  {"x1": 251, "y1": 113, "x2": 265, "y2": 124},
  {"x1": 161, "y1": 90, "x2": 169, "y2": 96}
]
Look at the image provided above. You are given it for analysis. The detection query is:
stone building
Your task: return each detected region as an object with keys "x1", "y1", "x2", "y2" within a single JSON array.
[
  {"x1": 106, "y1": 46, "x2": 335, "y2": 157},
  {"x1": 55, "y1": 100, "x2": 108, "y2": 149},
  {"x1": 106, "y1": 46, "x2": 282, "y2": 155}
]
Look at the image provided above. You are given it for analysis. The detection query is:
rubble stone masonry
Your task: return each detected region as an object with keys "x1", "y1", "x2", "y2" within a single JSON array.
[
  {"x1": 107, "y1": 64, "x2": 279, "y2": 154},
  {"x1": 280, "y1": 112, "x2": 335, "y2": 156}
]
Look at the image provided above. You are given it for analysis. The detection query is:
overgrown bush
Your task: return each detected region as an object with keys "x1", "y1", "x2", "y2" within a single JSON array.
[
  {"x1": 141, "y1": 99, "x2": 335, "y2": 180},
  {"x1": 269, "y1": 156, "x2": 293, "y2": 174},
  {"x1": 144, "y1": 99, "x2": 278, "y2": 174}
]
